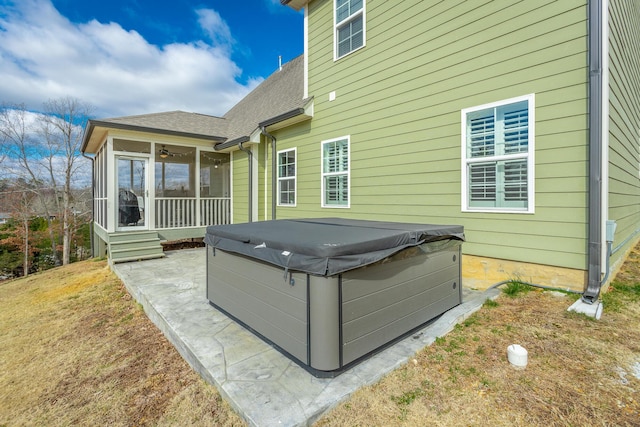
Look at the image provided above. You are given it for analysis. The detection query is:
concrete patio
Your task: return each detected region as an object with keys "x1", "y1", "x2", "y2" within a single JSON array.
[{"x1": 112, "y1": 248, "x2": 500, "y2": 427}]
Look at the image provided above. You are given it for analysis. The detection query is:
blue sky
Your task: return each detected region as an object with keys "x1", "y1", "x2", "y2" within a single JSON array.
[{"x1": 0, "y1": 0, "x2": 303, "y2": 118}]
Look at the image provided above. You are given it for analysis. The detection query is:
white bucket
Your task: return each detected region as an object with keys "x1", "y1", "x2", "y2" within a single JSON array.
[{"x1": 507, "y1": 344, "x2": 528, "y2": 368}]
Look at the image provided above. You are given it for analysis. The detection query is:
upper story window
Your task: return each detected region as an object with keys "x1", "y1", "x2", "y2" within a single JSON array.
[
  {"x1": 277, "y1": 148, "x2": 296, "y2": 206},
  {"x1": 322, "y1": 136, "x2": 350, "y2": 208},
  {"x1": 335, "y1": 0, "x2": 365, "y2": 60},
  {"x1": 461, "y1": 94, "x2": 535, "y2": 213}
]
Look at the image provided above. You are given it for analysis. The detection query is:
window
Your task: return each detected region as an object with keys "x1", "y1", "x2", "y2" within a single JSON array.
[
  {"x1": 461, "y1": 94, "x2": 535, "y2": 213},
  {"x1": 322, "y1": 136, "x2": 350, "y2": 207},
  {"x1": 335, "y1": 0, "x2": 365, "y2": 59},
  {"x1": 277, "y1": 148, "x2": 296, "y2": 206}
]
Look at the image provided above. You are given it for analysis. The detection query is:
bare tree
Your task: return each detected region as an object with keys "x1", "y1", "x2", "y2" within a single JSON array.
[
  {"x1": 40, "y1": 97, "x2": 93, "y2": 265},
  {"x1": 0, "y1": 103, "x2": 60, "y2": 265},
  {"x1": 0, "y1": 182, "x2": 37, "y2": 277},
  {"x1": 0, "y1": 126, "x2": 7, "y2": 178},
  {"x1": 1, "y1": 99, "x2": 93, "y2": 266}
]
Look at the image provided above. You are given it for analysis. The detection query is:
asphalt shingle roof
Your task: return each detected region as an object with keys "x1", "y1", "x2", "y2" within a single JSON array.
[
  {"x1": 100, "y1": 111, "x2": 228, "y2": 137},
  {"x1": 82, "y1": 55, "x2": 306, "y2": 151},
  {"x1": 223, "y1": 54, "x2": 306, "y2": 141}
]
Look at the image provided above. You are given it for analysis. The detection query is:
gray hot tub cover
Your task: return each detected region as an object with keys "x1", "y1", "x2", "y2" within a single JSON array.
[{"x1": 204, "y1": 218, "x2": 464, "y2": 276}]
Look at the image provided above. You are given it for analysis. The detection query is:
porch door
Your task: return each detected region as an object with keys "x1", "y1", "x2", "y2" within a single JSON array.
[{"x1": 116, "y1": 156, "x2": 149, "y2": 230}]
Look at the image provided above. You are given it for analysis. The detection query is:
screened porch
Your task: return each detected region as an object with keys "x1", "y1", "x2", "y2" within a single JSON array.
[{"x1": 94, "y1": 139, "x2": 231, "y2": 234}]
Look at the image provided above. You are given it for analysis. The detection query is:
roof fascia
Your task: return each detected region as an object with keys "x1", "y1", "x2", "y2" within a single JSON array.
[
  {"x1": 80, "y1": 121, "x2": 97, "y2": 153},
  {"x1": 214, "y1": 136, "x2": 251, "y2": 152},
  {"x1": 260, "y1": 98, "x2": 314, "y2": 132},
  {"x1": 82, "y1": 119, "x2": 226, "y2": 153},
  {"x1": 259, "y1": 107, "x2": 305, "y2": 128},
  {"x1": 281, "y1": 0, "x2": 308, "y2": 11},
  {"x1": 215, "y1": 99, "x2": 315, "y2": 153},
  {"x1": 92, "y1": 120, "x2": 226, "y2": 141}
]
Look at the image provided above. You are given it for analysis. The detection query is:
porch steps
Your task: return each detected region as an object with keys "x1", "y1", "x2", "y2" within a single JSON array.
[{"x1": 108, "y1": 231, "x2": 165, "y2": 263}]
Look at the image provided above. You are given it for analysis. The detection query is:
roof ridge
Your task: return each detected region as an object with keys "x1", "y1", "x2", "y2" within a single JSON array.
[{"x1": 105, "y1": 110, "x2": 226, "y2": 121}]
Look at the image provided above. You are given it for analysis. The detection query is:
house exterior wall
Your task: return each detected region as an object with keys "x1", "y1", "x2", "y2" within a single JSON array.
[
  {"x1": 607, "y1": 0, "x2": 640, "y2": 272},
  {"x1": 232, "y1": 148, "x2": 250, "y2": 224},
  {"x1": 258, "y1": 139, "x2": 269, "y2": 221},
  {"x1": 263, "y1": 0, "x2": 591, "y2": 288}
]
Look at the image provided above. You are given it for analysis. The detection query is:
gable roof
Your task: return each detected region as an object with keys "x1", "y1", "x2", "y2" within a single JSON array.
[
  {"x1": 222, "y1": 54, "x2": 308, "y2": 142},
  {"x1": 97, "y1": 111, "x2": 228, "y2": 136},
  {"x1": 81, "y1": 55, "x2": 310, "y2": 154}
]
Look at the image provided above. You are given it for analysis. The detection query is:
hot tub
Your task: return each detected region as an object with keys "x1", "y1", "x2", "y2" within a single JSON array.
[{"x1": 204, "y1": 218, "x2": 464, "y2": 377}]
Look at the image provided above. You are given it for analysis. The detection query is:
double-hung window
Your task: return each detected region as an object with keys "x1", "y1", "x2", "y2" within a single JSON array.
[
  {"x1": 277, "y1": 148, "x2": 296, "y2": 206},
  {"x1": 461, "y1": 94, "x2": 535, "y2": 213},
  {"x1": 322, "y1": 136, "x2": 350, "y2": 207},
  {"x1": 335, "y1": 0, "x2": 365, "y2": 60}
]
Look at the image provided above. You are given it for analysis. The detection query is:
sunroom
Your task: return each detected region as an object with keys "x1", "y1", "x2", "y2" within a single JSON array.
[{"x1": 81, "y1": 112, "x2": 232, "y2": 262}]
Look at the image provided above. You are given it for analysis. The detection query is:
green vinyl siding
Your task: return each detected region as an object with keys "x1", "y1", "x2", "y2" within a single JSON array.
[
  {"x1": 267, "y1": 0, "x2": 590, "y2": 271},
  {"x1": 231, "y1": 149, "x2": 249, "y2": 224},
  {"x1": 257, "y1": 140, "x2": 268, "y2": 221},
  {"x1": 608, "y1": 1, "x2": 640, "y2": 265}
]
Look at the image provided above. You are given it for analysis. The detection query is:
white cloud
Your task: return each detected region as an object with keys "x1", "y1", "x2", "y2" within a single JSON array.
[
  {"x1": 196, "y1": 9, "x2": 233, "y2": 47},
  {"x1": 0, "y1": 0, "x2": 261, "y2": 118}
]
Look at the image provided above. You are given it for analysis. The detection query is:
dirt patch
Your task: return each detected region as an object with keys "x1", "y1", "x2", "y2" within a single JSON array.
[{"x1": 162, "y1": 239, "x2": 205, "y2": 252}]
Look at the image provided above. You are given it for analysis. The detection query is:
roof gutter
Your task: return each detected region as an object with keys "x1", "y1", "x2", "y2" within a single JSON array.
[
  {"x1": 215, "y1": 136, "x2": 249, "y2": 152},
  {"x1": 214, "y1": 107, "x2": 308, "y2": 153},
  {"x1": 80, "y1": 121, "x2": 96, "y2": 153},
  {"x1": 259, "y1": 108, "x2": 305, "y2": 128},
  {"x1": 583, "y1": 0, "x2": 606, "y2": 303}
]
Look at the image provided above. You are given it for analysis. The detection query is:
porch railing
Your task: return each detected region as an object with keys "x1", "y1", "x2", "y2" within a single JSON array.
[
  {"x1": 155, "y1": 197, "x2": 231, "y2": 229},
  {"x1": 200, "y1": 197, "x2": 231, "y2": 226}
]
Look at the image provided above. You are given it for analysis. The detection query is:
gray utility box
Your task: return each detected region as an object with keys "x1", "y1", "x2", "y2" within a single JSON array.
[{"x1": 205, "y1": 218, "x2": 464, "y2": 377}]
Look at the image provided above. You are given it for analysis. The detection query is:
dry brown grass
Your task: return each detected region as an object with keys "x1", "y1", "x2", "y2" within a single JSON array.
[
  {"x1": 0, "y1": 259, "x2": 244, "y2": 427},
  {"x1": 316, "y1": 248, "x2": 640, "y2": 426},
  {"x1": 2, "y1": 249, "x2": 639, "y2": 427}
]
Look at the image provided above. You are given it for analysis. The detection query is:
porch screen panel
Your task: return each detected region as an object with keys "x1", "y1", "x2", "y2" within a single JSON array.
[{"x1": 199, "y1": 151, "x2": 231, "y2": 226}]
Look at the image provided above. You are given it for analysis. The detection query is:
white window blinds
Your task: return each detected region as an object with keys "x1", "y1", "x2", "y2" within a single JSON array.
[
  {"x1": 463, "y1": 96, "x2": 533, "y2": 211},
  {"x1": 322, "y1": 137, "x2": 350, "y2": 207}
]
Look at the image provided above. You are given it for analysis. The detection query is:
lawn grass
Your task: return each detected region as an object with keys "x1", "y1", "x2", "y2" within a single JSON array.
[
  {"x1": 0, "y1": 260, "x2": 244, "y2": 426},
  {"x1": 316, "y1": 248, "x2": 640, "y2": 426},
  {"x1": 1, "y1": 247, "x2": 639, "y2": 426}
]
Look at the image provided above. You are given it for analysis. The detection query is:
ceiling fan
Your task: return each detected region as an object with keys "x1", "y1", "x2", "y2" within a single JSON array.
[{"x1": 159, "y1": 145, "x2": 174, "y2": 159}]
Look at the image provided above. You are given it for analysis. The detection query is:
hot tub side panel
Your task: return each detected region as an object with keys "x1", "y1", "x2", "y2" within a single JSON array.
[
  {"x1": 308, "y1": 275, "x2": 341, "y2": 371},
  {"x1": 341, "y1": 245, "x2": 462, "y2": 365},
  {"x1": 206, "y1": 247, "x2": 309, "y2": 364}
]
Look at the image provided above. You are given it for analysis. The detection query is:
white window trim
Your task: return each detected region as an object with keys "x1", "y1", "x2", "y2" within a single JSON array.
[
  {"x1": 333, "y1": 0, "x2": 366, "y2": 61},
  {"x1": 321, "y1": 135, "x2": 351, "y2": 208},
  {"x1": 460, "y1": 94, "x2": 535, "y2": 214},
  {"x1": 277, "y1": 147, "x2": 297, "y2": 207}
]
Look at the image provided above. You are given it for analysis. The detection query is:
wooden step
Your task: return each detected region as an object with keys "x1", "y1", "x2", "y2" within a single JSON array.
[{"x1": 108, "y1": 231, "x2": 164, "y2": 263}]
